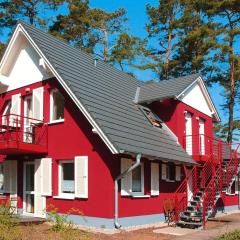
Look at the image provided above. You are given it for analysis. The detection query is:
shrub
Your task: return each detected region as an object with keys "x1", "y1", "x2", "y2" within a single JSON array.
[
  {"x1": 217, "y1": 230, "x2": 240, "y2": 240},
  {"x1": 46, "y1": 204, "x2": 86, "y2": 232},
  {"x1": 0, "y1": 202, "x2": 19, "y2": 228}
]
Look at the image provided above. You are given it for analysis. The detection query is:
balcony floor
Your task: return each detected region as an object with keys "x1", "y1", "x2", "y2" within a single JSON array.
[{"x1": 0, "y1": 141, "x2": 48, "y2": 155}]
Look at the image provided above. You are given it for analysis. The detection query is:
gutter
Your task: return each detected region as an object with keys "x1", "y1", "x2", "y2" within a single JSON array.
[{"x1": 114, "y1": 153, "x2": 142, "y2": 229}]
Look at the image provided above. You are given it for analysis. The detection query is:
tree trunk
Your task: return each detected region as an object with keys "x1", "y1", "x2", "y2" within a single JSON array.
[
  {"x1": 103, "y1": 29, "x2": 108, "y2": 62},
  {"x1": 227, "y1": 51, "x2": 235, "y2": 143},
  {"x1": 165, "y1": 31, "x2": 172, "y2": 80}
]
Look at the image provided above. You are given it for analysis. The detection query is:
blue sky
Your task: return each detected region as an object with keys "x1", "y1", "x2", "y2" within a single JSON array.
[{"x1": 1, "y1": 0, "x2": 239, "y2": 127}]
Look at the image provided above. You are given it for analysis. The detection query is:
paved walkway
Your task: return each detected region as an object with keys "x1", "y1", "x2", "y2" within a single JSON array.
[{"x1": 154, "y1": 211, "x2": 240, "y2": 240}]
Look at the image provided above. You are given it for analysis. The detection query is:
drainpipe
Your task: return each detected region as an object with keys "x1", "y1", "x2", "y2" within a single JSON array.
[{"x1": 114, "y1": 153, "x2": 142, "y2": 229}]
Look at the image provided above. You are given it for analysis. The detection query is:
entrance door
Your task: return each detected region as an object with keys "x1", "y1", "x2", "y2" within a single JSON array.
[
  {"x1": 23, "y1": 162, "x2": 35, "y2": 214},
  {"x1": 199, "y1": 118, "x2": 205, "y2": 155},
  {"x1": 24, "y1": 96, "x2": 33, "y2": 143},
  {"x1": 185, "y1": 112, "x2": 192, "y2": 155},
  {"x1": 23, "y1": 161, "x2": 46, "y2": 217}
]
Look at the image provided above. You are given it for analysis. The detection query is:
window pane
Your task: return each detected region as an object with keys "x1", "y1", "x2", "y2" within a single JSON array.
[
  {"x1": 61, "y1": 162, "x2": 74, "y2": 193},
  {"x1": 52, "y1": 91, "x2": 64, "y2": 121},
  {"x1": 169, "y1": 166, "x2": 175, "y2": 181},
  {"x1": 26, "y1": 164, "x2": 34, "y2": 192},
  {"x1": 132, "y1": 166, "x2": 142, "y2": 192}
]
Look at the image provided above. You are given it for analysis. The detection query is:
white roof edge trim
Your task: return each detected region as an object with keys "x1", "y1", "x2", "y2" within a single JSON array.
[
  {"x1": 0, "y1": 25, "x2": 22, "y2": 73},
  {"x1": 1, "y1": 23, "x2": 119, "y2": 154},
  {"x1": 176, "y1": 76, "x2": 220, "y2": 122}
]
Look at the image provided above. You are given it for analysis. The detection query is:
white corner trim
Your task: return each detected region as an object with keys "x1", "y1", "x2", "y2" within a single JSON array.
[{"x1": 3, "y1": 23, "x2": 118, "y2": 154}]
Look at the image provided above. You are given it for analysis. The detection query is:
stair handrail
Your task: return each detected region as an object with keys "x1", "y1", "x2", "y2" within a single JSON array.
[{"x1": 174, "y1": 166, "x2": 197, "y2": 221}]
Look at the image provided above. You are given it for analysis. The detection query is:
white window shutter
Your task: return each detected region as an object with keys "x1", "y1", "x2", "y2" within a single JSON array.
[
  {"x1": 121, "y1": 158, "x2": 132, "y2": 196},
  {"x1": 3, "y1": 161, "x2": 11, "y2": 193},
  {"x1": 41, "y1": 158, "x2": 52, "y2": 196},
  {"x1": 75, "y1": 156, "x2": 88, "y2": 198},
  {"x1": 161, "y1": 163, "x2": 167, "y2": 180},
  {"x1": 151, "y1": 163, "x2": 159, "y2": 196},
  {"x1": 10, "y1": 94, "x2": 21, "y2": 126},
  {"x1": 32, "y1": 87, "x2": 44, "y2": 121},
  {"x1": 34, "y1": 159, "x2": 46, "y2": 217},
  {"x1": 175, "y1": 166, "x2": 181, "y2": 181}
]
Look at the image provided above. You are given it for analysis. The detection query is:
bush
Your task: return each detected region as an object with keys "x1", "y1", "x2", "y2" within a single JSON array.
[
  {"x1": 0, "y1": 202, "x2": 18, "y2": 228},
  {"x1": 217, "y1": 230, "x2": 240, "y2": 240},
  {"x1": 46, "y1": 204, "x2": 85, "y2": 232}
]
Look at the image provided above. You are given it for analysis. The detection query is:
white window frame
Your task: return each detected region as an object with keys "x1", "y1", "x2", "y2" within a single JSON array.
[
  {"x1": 58, "y1": 160, "x2": 75, "y2": 199},
  {"x1": 49, "y1": 89, "x2": 64, "y2": 124},
  {"x1": 131, "y1": 163, "x2": 144, "y2": 196}
]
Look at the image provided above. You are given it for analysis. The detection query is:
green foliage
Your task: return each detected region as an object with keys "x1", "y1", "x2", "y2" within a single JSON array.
[
  {"x1": 217, "y1": 230, "x2": 240, "y2": 240},
  {"x1": 0, "y1": 0, "x2": 64, "y2": 28},
  {"x1": 145, "y1": 0, "x2": 181, "y2": 80},
  {"x1": 0, "y1": 42, "x2": 5, "y2": 59},
  {"x1": 46, "y1": 204, "x2": 85, "y2": 232}
]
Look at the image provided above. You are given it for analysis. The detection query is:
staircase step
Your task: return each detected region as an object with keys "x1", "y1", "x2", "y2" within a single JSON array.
[{"x1": 177, "y1": 220, "x2": 202, "y2": 228}]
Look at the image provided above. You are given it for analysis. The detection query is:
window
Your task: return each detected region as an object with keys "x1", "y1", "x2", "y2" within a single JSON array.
[
  {"x1": 140, "y1": 107, "x2": 162, "y2": 128},
  {"x1": 162, "y1": 163, "x2": 181, "y2": 182},
  {"x1": 166, "y1": 164, "x2": 175, "y2": 181},
  {"x1": 132, "y1": 164, "x2": 144, "y2": 195},
  {"x1": 2, "y1": 101, "x2": 11, "y2": 126},
  {"x1": 0, "y1": 164, "x2": 4, "y2": 191},
  {"x1": 59, "y1": 161, "x2": 74, "y2": 196},
  {"x1": 50, "y1": 89, "x2": 64, "y2": 122}
]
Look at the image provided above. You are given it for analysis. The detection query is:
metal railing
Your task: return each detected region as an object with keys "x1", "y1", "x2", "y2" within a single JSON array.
[{"x1": 0, "y1": 114, "x2": 48, "y2": 149}]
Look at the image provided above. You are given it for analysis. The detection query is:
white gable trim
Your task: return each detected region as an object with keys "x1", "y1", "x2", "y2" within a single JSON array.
[
  {"x1": 0, "y1": 23, "x2": 118, "y2": 154},
  {"x1": 176, "y1": 76, "x2": 220, "y2": 122}
]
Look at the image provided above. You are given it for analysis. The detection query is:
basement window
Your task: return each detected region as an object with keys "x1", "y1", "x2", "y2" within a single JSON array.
[{"x1": 140, "y1": 107, "x2": 162, "y2": 128}]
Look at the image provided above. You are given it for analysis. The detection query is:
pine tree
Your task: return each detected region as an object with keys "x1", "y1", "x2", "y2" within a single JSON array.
[
  {"x1": 50, "y1": 0, "x2": 145, "y2": 74},
  {"x1": 0, "y1": 0, "x2": 63, "y2": 28},
  {"x1": 203, "y1": 0, "x2": 240, "y2": 142},
  {"x1": 145, "y1": 0, "x2": 181, "y2": 80},
  {"x1": 173, "y1": 0, "x2": 215, "y2": 76}
]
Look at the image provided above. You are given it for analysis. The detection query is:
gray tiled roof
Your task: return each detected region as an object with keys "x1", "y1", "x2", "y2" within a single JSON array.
[
  {"x1": 20, "y1": 22, "x2": 195, "y2": 164},
  {"x1": 138, "y1": 74, "x2": 201, "y2": 104}
]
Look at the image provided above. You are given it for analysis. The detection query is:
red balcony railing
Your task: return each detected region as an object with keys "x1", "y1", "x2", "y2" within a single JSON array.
[
  {"x1": 0, "y1": 114, "x2": 48, "y2": 154},
  {"x1": 183, "y1": 134, "x2": 224, "y2": 162}
]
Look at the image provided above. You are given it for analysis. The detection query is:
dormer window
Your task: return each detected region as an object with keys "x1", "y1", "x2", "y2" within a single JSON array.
[{"x1": 140, "y1": 107, "x2": 162, "y2": 128}]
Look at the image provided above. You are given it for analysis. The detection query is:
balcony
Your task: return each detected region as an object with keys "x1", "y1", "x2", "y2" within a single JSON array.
[
  {"x1": 182, "y1": 134, "x2": 233, "y2": 163},
  {"x1": 0, "y1": 114, "x2": 48, "y2": 155}
]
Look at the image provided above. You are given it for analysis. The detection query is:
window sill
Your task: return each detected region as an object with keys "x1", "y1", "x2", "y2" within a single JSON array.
[
  {"x1": 131, "y1": 195, "x2": 150, "y2": 199},
  {"x1": 48, "y1": 119, "x2": 64, "y2": 125},
  {"x1": 53, "y1": 195, "x2": 75, "y2": 200},
  {"x1": 225, "y1": 193, "x2": 236, "y2": 196},
  {"x1": 165, "y1": 179, "x2": 176, "y2": 183}
]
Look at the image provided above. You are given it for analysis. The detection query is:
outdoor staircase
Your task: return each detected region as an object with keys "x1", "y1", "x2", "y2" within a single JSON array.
[{"x1": 173, "y1": 139, "x2": 240, "y2": 229}]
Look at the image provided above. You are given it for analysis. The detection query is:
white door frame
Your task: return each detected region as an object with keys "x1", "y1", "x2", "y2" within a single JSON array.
[{"x1": 23, "y1": 161, "x2": 35, "y2": 216}]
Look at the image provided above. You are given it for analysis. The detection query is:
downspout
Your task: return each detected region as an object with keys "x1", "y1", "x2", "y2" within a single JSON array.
[{"x1": 114, "y1": 153, "x2": 142, "y2": 229}]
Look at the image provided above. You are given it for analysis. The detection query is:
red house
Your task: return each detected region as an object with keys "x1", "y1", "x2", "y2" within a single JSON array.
[{"x1": 0, "y1": 22, "x2": 238, "y2": 229}]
